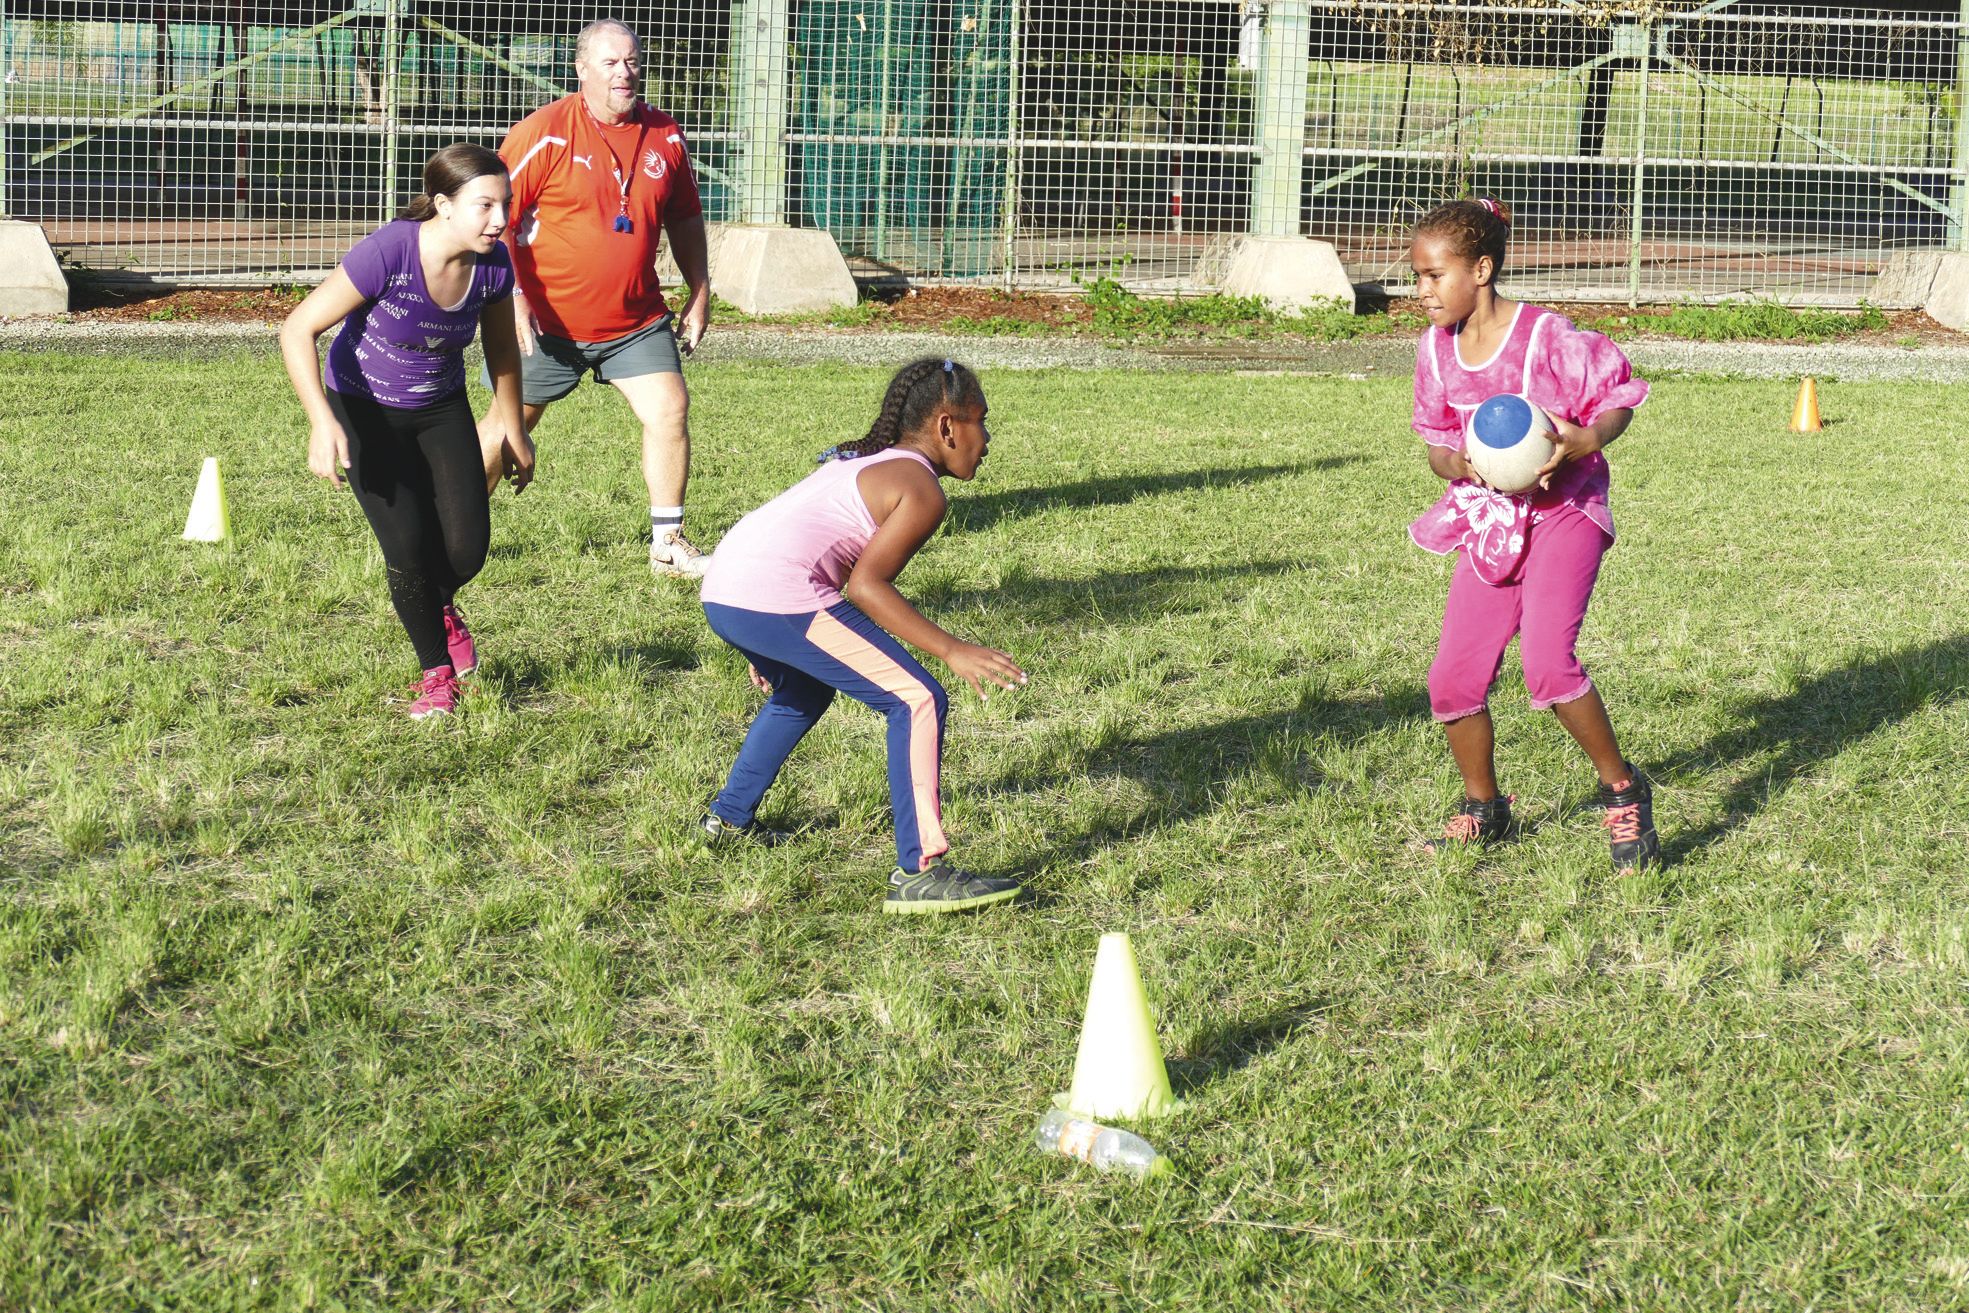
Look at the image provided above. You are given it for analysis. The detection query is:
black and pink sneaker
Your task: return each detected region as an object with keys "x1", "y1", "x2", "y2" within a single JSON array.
[
  {"x1": 1596, "y1": 767, "x2": 1660, "y2": 874},
  {"x1": 442, "y1": 603, "x2": 477, "y2": 678},
  {"x1": 407, "y1": 664, "x2": 460, "y2": 720},
  {"x1": 1423, "y1": 795, "x2": 1514, "y2": 853}
]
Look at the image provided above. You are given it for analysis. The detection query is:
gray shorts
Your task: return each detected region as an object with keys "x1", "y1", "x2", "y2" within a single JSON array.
[{"x1": 490, "y1": 313, "x2": 682, "y2": 405}]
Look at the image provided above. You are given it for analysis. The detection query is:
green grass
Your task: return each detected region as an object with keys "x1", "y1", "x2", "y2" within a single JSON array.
[
  {"x1": 3, "y1": 352, "x2": 1968, "y2": 1309},
  {"x1": 1588, "y1": 301, "x2": 1892, "y2": 343}
]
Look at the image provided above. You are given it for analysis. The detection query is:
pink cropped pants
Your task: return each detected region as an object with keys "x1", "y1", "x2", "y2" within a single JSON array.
[{"x1": 1429, "y1": 507, "x2": 1610, "y2": 723}]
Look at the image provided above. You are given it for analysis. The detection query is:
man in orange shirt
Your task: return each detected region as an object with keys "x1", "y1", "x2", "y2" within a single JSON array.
[{"x1": 489, "y1": 18, "x2": 713, "y2": 578}]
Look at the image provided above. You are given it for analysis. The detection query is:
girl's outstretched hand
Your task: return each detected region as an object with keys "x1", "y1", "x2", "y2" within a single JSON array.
[
  {"x1": 747, "y1": 662, "x2": 773, "y2": 694},
  {"x1": 944, "y1": 642, "x2": 1027, "y2": 703}
]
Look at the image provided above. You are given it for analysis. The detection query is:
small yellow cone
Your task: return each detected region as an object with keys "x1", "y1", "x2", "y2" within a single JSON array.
[
  {"x1": 182, "y1": 457, "x2": 229, "y2": 542},
  {"x1": 1057, "y1": 933, "x2": 1182, "y2": 1121},
  {"x1": 1790, "y1": 378, "x2": 1822, "y2": 433}
]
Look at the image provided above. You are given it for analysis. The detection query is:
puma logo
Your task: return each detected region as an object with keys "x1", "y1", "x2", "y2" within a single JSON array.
[{"x1": 572, "y1": 153, "x2": 593, "y2": 170}]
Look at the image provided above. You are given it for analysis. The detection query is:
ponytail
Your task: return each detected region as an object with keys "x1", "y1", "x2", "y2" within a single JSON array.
[
  {"x1": 399, "y1": 142, "x2": 506, "y2": 223},
  {"x1": 819, "y1": 357, "x2": 983, "y2": 462}
]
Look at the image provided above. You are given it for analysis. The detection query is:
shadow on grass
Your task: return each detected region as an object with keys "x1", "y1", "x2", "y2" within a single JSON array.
[
  {"x1": 949, "y1": 458, "x2": 1358, "y2": 533},
  {"x1": 485, "y1": 636, "x2": 701, "y2": 700},
  {"x1": 487, "y1": 530, "x2": 639, "y2": 561},
  {"x1": 919, "y1": 558, "x2": 1306, "y2": 626},
  {"x1": 987, "y1": 688, "x2": 1421, "y2": 873},
  {"x1": 1169, "y1": 999, "x2": 1334, "y2": 1096},
  {"x1": 1665, "y1": 635, "x2": 1967, "y2": 862},
  {"x1": 602, "y1": 636, "x2": 702, "y2": 674}
]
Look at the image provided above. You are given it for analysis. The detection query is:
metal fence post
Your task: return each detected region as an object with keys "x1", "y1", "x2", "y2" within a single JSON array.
[
  {"x1": 380, "y1": 0, "x2": 402, "y2": 224},
  {"x1": 1252, "y1": 0, "x2": 1310, "y2": 237},
  {"x1": 0, "y1": 0, "x2": 11, "y2": 220},
  {"x1": 1002, "y1": 0, "x2": 1021, "y2": 291},
  {"x1": 1955, "y1": 0, "x2": 1969, "y2": 249},
  {"x1": 1626, "y1": 20, "x2": 1651, "y2": 308},
  {"x1": 875, "y1": 0, "x2": 893, "y2": 260},
  {"x1": 734, "y1": 0, "x2": 790, "y2": 224}
]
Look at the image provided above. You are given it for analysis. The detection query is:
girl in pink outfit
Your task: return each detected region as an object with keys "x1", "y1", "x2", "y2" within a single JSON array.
[
  {"x1": 1408, "y1": 198, "x2": 1660, "y2": 873},
  {"x1": 698, "y1": 358, "x2": 1028, "y2": 916}
]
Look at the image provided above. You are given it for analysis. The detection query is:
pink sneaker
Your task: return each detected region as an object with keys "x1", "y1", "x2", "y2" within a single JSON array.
[
  {"x1": 442, "y1": 604, "x2": 477, "y2": 677},
  {"x1": 407, "y1": 664, "x2": 459, "y2": 720}
]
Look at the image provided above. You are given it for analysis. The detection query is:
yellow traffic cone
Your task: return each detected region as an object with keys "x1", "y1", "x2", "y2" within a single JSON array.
[
  {"x1": 1056, "y1": 933, "x2": 1182, "y2": 1121},
  {"x1": 182, "y1": 457, "x2": 229, "y2": 542},
  {"x1": 1790, "y1": 378, "x2": 1822, "y2": 433}
]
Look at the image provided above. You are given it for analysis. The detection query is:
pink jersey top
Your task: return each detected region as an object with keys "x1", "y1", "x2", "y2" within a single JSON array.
[
  {"x1": 1410, "y1": 303, "x2": 1649, "y2": 585},
  {"x1": 701, "y1": 448, "x2": 938, "y2": 613}
]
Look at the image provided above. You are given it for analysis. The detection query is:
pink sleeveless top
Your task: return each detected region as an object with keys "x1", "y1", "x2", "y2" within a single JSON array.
[
  {"x1": 1409, "y1": 303, "x2": 1649, "y2": 585},
  {"x1": 701, "y1": 447, "x2": 938, "y2": 613}
]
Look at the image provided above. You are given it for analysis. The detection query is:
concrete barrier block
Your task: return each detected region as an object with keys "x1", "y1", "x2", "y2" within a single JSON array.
[
  {"x1": 1200, "y1": 234, "x2": 1356, "y2": 314},
  {"x1": 1917, "y1": 251, "x2": 1969, "y2": 333},
  {"x1": 1871, "y1": 250, "x2": 1942, "y2": 310},
  {"x1": 657, "y1": 223, "x2": 858, "y2": 316},
  {"x1": 0, "y1": 221, "x2": 68, "y2": 317}
]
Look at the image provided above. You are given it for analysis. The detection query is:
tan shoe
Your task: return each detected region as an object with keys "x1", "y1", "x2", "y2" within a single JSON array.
[{"x1": 650, "y1": 527, "x2": 709, "y2": 580}]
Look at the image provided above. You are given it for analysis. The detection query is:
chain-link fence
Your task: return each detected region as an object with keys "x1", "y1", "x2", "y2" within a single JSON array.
[{"x1": 1, "y1": 0, "x2": 1962, "y2": 304}]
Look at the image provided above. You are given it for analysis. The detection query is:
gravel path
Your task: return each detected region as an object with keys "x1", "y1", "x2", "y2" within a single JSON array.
[{"x1": 5, "y1": 316, "x2": 1968, "y2": 382}]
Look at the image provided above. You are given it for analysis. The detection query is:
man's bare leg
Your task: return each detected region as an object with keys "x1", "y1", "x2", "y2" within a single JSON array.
[{"x1": 612, "y1": 372, "x2": 701, "y2": 577}]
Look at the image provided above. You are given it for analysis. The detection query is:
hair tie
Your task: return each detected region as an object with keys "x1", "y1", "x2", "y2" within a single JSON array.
[{"x1": 942, "y1": 359, "x2": 955, "y2": 373}]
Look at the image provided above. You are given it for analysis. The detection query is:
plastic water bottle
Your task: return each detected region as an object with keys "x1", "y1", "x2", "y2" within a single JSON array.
[{"x1": 1033, "y1": 1108, "x2": 1171, "y2": 1179}]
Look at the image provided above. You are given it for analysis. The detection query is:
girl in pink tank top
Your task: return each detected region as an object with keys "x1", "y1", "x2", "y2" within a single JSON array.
[
  {"x1": 1408, "y1": 198, "x2": 1661, "y2": 874},
  {"x1": 700, "y1": 359, "x2": 1029, "y2": 916}
]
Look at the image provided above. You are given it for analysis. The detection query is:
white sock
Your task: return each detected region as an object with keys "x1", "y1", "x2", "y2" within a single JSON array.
[{"x1": 651, "y1": 505, "x2": 684, "y2": 537}]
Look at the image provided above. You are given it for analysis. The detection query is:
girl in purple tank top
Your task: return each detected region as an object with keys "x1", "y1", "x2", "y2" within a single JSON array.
[
  {"x1": 1407, "y1": 197, "x2": 1660, "y2": 873},
  {"x1": 700, "y1": 359, "x2": 1029, "y2": 916},
  {"x1": 280, "y1": 144, "x2": 529, "y2": 721}
]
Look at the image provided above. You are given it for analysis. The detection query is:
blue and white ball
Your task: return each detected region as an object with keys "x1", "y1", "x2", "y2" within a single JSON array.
[{"x1": 1465, "y1": 394, "x2": 1555, "y2": 495}]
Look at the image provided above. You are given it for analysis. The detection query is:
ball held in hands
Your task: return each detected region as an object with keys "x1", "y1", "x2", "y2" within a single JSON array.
[{"x1": 1464, "y1": 394, "x2": 1555, "y2": 495}]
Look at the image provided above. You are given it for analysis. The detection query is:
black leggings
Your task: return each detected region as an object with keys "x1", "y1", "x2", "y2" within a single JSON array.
[{"x1": 329, "y1": 388, "x2": 488, "y2": 671}]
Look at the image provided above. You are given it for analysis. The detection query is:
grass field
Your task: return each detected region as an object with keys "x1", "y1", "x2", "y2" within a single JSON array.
[{"x1": 3, "y1": 351, "x2": 1968, "y2": 1309}]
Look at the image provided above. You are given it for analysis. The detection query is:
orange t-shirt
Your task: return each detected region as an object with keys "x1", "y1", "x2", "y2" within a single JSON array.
[{"x1": 499, "y1": 96, "x2": 703, "y2": 343}]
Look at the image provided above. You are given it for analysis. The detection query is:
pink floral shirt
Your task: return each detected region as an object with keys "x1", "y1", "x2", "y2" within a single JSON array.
[{"x1": 1410, "y1": 303, "x2": 1649, "y2": 584}]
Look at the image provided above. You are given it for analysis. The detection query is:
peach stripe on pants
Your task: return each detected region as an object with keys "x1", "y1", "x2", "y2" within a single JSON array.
[{"x1": 805, "y1": 609, "x2": 948, "y2": 866}]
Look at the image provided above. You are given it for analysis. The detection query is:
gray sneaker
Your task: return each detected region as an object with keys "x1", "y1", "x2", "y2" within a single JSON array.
[
  {"x1": 698, "y1": 813, "x2": 792, "y2": 849},
  {"x1": 882, "y1": 861, "x2": 1023, "y2": 916},
  {"x1": 651, "y1": 528, "x2": 709, "y2": 580}
]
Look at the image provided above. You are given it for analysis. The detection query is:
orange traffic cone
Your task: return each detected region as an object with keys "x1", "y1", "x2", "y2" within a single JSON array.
[{"x1": 1790, "y1": 378, "x2": 1822, "y2": 433}]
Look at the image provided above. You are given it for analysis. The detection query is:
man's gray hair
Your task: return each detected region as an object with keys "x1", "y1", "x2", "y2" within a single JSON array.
[{"x1": 575, "y1": 18, "x2": 638, "y2": 64}]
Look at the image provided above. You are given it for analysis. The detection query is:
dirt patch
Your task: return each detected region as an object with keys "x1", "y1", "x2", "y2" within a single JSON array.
[
  {"x1": 870, "y1": 285, "x2": 1092, "y2": 331},
  {"x1": 56, "y1": 281, "x2": 1961, "y2": 346},
  {"x1": 68, "y1": 283, "x2": 306, "y2": 324}
]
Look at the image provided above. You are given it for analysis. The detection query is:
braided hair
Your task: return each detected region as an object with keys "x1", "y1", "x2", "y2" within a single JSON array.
[
  {"x1": 1414, "y1": 196, "x2": 1513, "y2": 277},
  {"x1": 819, "y1": 357, "x2": 985, "y2": 463}
]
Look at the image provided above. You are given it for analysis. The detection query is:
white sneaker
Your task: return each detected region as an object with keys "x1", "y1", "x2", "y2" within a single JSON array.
[{"x1": 650, "y1": 527, "x2": 710, "y2": 580}]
